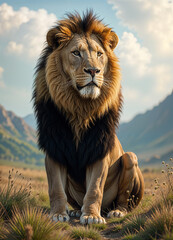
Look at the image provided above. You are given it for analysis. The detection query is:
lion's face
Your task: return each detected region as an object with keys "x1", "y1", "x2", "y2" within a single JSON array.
[{"x1": 61, "y1": 34, "x2": 108, "y2": 99}]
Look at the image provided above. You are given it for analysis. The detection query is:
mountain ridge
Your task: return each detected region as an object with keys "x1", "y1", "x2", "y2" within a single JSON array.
[
  {"x1": 0, "y1": 104, "x2": 43, "y2": 165},
  {"x1": 117, "y1": 91, "x2": 173, "y2": 161},
  {"x1": 0, "y1": 104, "x2": 36, "y2": 144}
]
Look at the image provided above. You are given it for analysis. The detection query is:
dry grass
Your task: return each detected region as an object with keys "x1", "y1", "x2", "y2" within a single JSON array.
[
  {"x1": 0, "y1": 158, "x2": 172, "y2": 239},
  {"x1": 1, "y1": 207, "x2": 60, "y2": 240}
]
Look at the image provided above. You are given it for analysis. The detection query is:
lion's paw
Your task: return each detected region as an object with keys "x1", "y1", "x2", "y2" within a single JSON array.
[
  {"x1": 107, "y1": 209, "x2": 127, "y2": 218},
  {"x1": 80, "y1": 213, "x2": 106, "y2": 225},
  {"x1": 52, "y1": 213, "x2": 70, "y2": 222},
  {"x1": 68, "y1": 210, "x2": 81, "y2": 218}
]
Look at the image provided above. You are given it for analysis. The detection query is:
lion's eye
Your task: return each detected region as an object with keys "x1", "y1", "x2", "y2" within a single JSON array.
[
  {"x1": 97, "y1": 51, "x2": 103, "y2": 57},
  {"x1": 72, "y1": 50, "x2": 81, "y2": 57}
]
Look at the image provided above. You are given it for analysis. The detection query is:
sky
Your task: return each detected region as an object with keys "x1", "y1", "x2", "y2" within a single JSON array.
[{"x1": 0, "y1": 0, "x2": 173, "y2": 122}]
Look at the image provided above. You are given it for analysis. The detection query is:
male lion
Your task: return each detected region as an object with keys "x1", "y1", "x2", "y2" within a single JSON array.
[{"x1": 33, "y1": 11, "x2": 144, "y2": 224}]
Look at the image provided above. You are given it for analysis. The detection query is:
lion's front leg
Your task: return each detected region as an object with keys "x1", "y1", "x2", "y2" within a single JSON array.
[
  {"x1": 80, "y1": 156, "x2": 109, "y2": 224},
  {"x1": 45, "y1": 155, "x2": 69, "y2": 222}
]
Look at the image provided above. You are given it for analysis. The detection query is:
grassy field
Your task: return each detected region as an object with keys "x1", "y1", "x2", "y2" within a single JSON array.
[{"x1": 0, "y1": 159, "x2": 173, "y2": 240}]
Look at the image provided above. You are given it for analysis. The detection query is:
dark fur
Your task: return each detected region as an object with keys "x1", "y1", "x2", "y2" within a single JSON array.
[{"x1": 34, "y1": 99, "x2": 120, "y2": 182}]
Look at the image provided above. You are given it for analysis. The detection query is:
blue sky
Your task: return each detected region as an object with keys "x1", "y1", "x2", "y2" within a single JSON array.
[{"x1": 0, "y1": 0, "x2": 173, "y2": 122}]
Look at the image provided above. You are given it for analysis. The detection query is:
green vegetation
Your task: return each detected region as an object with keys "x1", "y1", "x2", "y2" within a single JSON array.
[
  {"x1": 70, "y1": 226, "x2": 102, "y2": 240},
  {"x1": 122, "y1": 215, "x2": 146, "y2": 234},
  {"x1": 90, "y1": 223, "x2": 107, "y2": 231},
  {"x1": 0, "y1": 128, "x2": 44, "y2": 166}
]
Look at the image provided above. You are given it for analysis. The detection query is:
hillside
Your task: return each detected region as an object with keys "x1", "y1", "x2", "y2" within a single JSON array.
[
  {"x1": 23, "y1": 113, "x2": 36, "y2": 130},
  {"x1": 0, "y1": 105, "x2": 44, "y2": 165},
  {"x1": 0, "y1": 105, "x2": 36, "y2": 144},
  {"x1": 118, "y1": 91, "x2": 173, "y2": 161}
]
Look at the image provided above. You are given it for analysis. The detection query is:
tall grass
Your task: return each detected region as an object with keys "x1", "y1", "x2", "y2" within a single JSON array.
[
  {"x1": 1, "y1": 207, "x2": 65, "y2": 240},
  {"x1": 123, "y1": 157, "x2": 173, "y2": 240},
  {"x1": 0, "y1": 169, "x2": 35, "y2": 218},
  {"x1": 122, "y1": 215, "x2": 146, "y2": 234}
]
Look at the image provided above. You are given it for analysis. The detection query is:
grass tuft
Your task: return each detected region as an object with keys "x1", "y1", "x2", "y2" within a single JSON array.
[
  {"x1": 137, "y1": 202, "x2": 173, "y2": 240},
  {"x1": 1, "y1": 206, "x2": 62, "y2": 240},
  {"x1": 0, "y1": 169, "x2": 35, "y2": 218},
  {"x1": 113, "y1": 223, "x2": 123, "y2": 232},
  {"x1": 122, "y1": 215, "x2": 146, "y2": 234},
  {"x1": 122, "y1": 233, "x2": 137, "y2": 240},
  {"x1": 89, "y1": 223, "x2": 107, "y2": 231},
  {"x1": 70, "y1": 226, "x2": 102, "y2": 240}
]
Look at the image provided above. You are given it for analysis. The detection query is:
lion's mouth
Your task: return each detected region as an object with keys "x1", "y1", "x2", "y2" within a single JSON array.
[{"x1": 76, "y1": 81, "x2": 100, "y2": 91}]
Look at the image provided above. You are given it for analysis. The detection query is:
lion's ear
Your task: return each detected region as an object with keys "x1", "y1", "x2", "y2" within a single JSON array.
[
  {"x1": 109, "y1": 31, "x2": 118, "y2": 50},
  {"x1": 47, "y1": 27, "x2": 72, "y2": 49},
  {"x1": 47, "y1": 28, "x2": 59, "y2": 49}
]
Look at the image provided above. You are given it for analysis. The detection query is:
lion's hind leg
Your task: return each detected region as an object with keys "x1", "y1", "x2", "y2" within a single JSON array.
[{"x1": 107, "y1": 152, "x2": 144, "y2": 218}]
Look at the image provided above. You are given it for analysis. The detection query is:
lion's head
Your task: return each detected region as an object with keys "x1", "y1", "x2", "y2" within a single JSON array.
[{"x1": 34, "y1": 11, "x2": 122, "y2": 143}]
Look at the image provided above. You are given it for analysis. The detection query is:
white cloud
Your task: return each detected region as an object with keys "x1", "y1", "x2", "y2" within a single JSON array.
[
  {"x1": 0, "y1": 3, "x2": 57, "y2": 58},
  {"x1": 7, "y1": 41, "x2": 23, "y2": 54},
  {"x1": 109, "y1": 0, "x2": 173, "y2": 56},
  {"x1": 123, "y1": 87, "x2": 140, "y2": 101},
  {"x1": 117, "y1": 32, "x2": 152, "y2": 77},
  {"x1": 0, "y1": 4, "x2": 30, "y2": 34},
  {"x1": 153, "y1": 64, "x2": 172, "y2": 95}
]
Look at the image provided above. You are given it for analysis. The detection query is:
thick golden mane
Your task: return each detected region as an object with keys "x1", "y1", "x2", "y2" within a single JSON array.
[{"x1": 34, "y1": 11, "x2": 122, "y2": 145}]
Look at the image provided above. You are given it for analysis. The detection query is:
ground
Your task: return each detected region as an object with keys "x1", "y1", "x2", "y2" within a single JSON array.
[{"x1": 0, "y1": 160, "x2": 172, "y2": 240}]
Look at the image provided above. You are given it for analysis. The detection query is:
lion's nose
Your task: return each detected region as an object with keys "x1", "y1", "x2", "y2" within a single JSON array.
[{"x1": 84, "y1": 68, "x2": 100, "y2": 77}]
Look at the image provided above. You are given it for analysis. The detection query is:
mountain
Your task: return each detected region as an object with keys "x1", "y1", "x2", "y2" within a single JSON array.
[
  {"x1": 0, "y1": 105, "x2": 43, "y2": 165},
  {"x1": 117, "y1": 91, "x2": 173, "y2": 162},
  {"x1": 23, "y1": 113, "x2": 36, "y2": 130}
]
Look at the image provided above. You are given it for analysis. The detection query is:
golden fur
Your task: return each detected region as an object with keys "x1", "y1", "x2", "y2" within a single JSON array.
[{"x1": 34, "y1": 11, "x2": 144, "y2": 224}]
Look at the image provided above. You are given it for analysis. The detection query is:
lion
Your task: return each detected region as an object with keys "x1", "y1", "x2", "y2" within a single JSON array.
[{"x1": 33, "y1": 11, "x2": 144, "y2": 224}]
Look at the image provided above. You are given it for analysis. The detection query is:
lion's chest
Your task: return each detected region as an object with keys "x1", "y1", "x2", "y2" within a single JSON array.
[{"x1": 36, "y1": 99, "x2": 116, "y2": 182}]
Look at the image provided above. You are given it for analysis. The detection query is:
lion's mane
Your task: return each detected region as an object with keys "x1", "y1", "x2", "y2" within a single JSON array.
[{"x1": 33, "y1": 11, "x2": 123, "y2": 182}]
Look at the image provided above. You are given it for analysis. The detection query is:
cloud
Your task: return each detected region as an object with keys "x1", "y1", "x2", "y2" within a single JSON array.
[
  {"x1": 117, "y1": 32, "x2": 152, "y2": 77},
  {"x1": 153, "y1": 64, "x2": 172, "y2": 95},
  {"x1": 0, "y1": 3, "x2": 57, "y2": 58},
  {"x1": 7, "y1": 41, "x2": 23, "y2": 54},
  {"x1": 108, "y1": 0, "x2": 173, "y2": 56}
]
